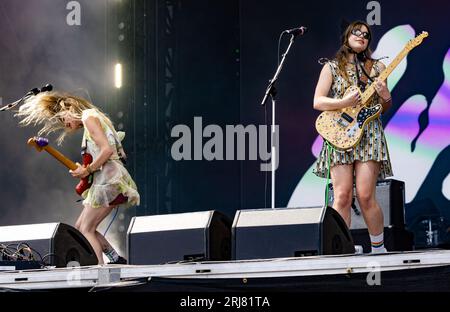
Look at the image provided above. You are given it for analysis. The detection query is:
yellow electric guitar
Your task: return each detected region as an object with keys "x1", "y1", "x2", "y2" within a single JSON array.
[{"x1": 315, "y1": 31, "x2": 428, "y2": 150}]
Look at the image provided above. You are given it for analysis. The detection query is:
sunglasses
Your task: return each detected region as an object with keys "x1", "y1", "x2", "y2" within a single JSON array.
[{"x1": 351, "y1": 29, "x2": 370, "y2": 40}]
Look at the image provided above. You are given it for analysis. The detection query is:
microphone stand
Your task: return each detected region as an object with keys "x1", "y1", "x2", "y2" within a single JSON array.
[
  {"x1": 0, "y1": 84, "x2": 52, "y2": 112},
  {"x1": 0, "y1": 89, "x2": 39, "y2": 112},
  {"x1": 261, "y1": 33, "x2": 298, "y2": 209}
]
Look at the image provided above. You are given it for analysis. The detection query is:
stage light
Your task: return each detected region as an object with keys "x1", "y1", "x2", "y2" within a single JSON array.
[{"x1": 115, "y1": 63, "x2": 122, "y2": 88}]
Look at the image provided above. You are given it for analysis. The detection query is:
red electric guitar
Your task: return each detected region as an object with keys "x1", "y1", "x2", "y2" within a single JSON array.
[{"x1": 27, "y1": 137, "x2": 93, "y2": 196}]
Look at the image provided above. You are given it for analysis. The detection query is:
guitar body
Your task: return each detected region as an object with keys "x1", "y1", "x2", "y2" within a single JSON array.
[
  {"x1": 315, "y1": 86, "x2": 383, "y2": 151},
  {"x1": 75, "y1": 152, "x2": 93, "y2": 196},
  {"x1": 315, "y1": 31, "x2": 428, "y2": 151}
]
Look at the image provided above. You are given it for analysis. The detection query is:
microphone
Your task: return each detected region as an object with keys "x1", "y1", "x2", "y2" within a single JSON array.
[
  {"x1": 24, "y1": 88, "x2": 40, "y2": 97},
  {"x1": 40, "y1": 84, "x2": 53, "y2": 93},
  {"x1": 0, "y1": 83, "x2": 53, "y2": 112},
  {"x1": 284, "y1": 26, "x2": 307, "y2": 36},
  {"x1": 24, "y1": 84, "x2": 53, "y2": 97}
]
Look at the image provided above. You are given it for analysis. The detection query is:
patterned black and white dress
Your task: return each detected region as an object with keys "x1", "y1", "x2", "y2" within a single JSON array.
[{"x1": 313, "y1": 60, "x2": 393, "y2": 179}]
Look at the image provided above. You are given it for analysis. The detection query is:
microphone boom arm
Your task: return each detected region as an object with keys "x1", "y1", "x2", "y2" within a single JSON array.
[
  {"x1": 261, "y1": 34, "x2": 298, "y2": 106},
  {"x1": 0, "y1": 84, "x2": 52, "y2": 112}
]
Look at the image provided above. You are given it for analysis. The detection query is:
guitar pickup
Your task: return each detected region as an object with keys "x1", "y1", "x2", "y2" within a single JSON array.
[
  {"x1": 341, "y1": 112, "x2": 354, "y2": 123},
  {"x1": 337, "y1": 118, "x2": 349, "y2": 128}
]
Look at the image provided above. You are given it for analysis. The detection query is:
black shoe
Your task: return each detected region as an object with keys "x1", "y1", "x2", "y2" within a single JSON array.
[{"x1": 108, "y1": 256, "x2": 127, "y2": 265}]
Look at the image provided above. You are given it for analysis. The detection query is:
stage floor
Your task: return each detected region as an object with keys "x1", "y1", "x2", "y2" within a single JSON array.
[{"x1": 1, "y1": 249, "x2": 450, "y2": 291}]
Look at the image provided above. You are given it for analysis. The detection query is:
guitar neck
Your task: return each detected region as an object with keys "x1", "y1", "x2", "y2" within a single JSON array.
[
  {"x1": 43, "y1": 146, "x2": 78, "y2": 170},
  {"x1": 361, "y1": 47, "x2": 409, "y2": 104}
]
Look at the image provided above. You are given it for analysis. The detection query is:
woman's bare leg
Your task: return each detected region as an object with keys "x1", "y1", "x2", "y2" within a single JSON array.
[
  {"x1": 78, "y1": 204, "x2": 115, "y2": 264},
  {"x1": 354, "y1": 160, "x2": 383, "y2": 236},
  {"x1": 330, "y1": 164, "x2": 354, "y2": 227}
]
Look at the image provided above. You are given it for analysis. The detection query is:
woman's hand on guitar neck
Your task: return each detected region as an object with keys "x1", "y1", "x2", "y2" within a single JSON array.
[
  {"x1": 373, "y1": 78, "x2": 392, "y2": 113},
  {"x1": 374, "y1": 78, "x2": 390, "y2": 101},
  {"x1": 70, "y1": 162, "x2": 90, "y2": 179}
]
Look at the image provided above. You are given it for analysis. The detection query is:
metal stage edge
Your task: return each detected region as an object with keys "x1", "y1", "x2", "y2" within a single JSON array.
[{"x1": 1, "y1": 249, "x2": 450, "y2": 291}]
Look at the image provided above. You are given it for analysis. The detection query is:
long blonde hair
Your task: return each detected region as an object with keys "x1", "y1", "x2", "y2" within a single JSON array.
[{"x1": 16, "y1": 91, "x2": 115, "y2": 144}]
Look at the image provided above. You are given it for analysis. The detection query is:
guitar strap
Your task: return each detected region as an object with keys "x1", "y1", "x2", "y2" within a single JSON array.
[
  {"x1": 360, "y1": 59, "x2": 375, "y2": 83},
  {"x1": 355, "y1": 57, "x2": 375, "y2": 91},
  {"x1": 81, "y1": 125, "x2": 127, "y2": 166}
]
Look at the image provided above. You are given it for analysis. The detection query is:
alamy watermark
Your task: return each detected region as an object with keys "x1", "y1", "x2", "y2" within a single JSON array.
[
  {"x1": 171, "y1": 117, "x2": 279, "y2": 171},
  {"x1": 366, "y1": 260, "x2": 381, "y2": 286},
  {"x1": 366, "y1": 1, "x2": 381, "y2": 25},
  {"x1": 66, "y1": 1, "x2": 81, "y2": 26}
]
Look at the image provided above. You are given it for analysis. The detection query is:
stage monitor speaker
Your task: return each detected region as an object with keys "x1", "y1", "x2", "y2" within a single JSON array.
[
  {"x1": 0, "y1": 222, "x2": 98, "y2": 267},
  {"x1": 232, "y1": 206, "x2": 355, "y2": 260},
  {"x1": 127, "y1": 210, "x2": 231, "y2": 265},
  {"x1": 328, "y1": 179, "x2": 405, "y2": 230}
]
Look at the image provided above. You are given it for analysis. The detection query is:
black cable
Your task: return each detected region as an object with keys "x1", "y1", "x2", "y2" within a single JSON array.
[
  {"x1": 41, "y1": 253, "x2": 59, "y2": 265},
  {"x1": 351, "y1": 197, "x2": 361, "y2": 216},
  {"x1": 1, "y1": 243, "x2": 60, "y2": 267},
  {"x1": 15, "y1": 247, "x2": 32, "y2": 261},
  {"x1": 0, "y1": 244, "x2": 16, "y2": 260},
  {"x1": 16, "y1": 243, "x2": 44, "y2": 263},
  {"x1": 2, "y1": 243, "x2": 41, "y2": 261},
  {"x1": 2, "y1": 243, "x2": 28, "y2": 260},
  {"x1": 0, "y1": 243, "x2": 45, "y2": 269},
  {"x1": 104, "y1": 206, "x2": 120, "y2": 237}
]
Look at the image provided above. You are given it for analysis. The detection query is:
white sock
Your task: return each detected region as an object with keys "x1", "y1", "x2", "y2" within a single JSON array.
[
  {"x1": 104, "y1": 247, "x2": 120, "y2": 262},
  {"x1": 370, "y1": 232, "x2": 387, "y2": 253}
]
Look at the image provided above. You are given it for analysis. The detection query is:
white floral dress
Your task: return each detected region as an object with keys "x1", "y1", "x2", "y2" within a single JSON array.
[{"x1": 81, "y1": 109, "x2": 140, "y2": 209}]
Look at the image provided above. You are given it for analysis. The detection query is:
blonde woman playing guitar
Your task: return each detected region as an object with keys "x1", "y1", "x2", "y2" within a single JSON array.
[{"x1": 17, "y1": 91, "x2": 140, "y2": 264}]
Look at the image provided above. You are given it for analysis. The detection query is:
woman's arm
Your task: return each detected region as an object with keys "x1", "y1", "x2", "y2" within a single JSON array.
[
  {"x1": 70, "y1": 116, "x2": 113, "y2": 178},
  {"x1": 313, "y1": 64, "x2": 360, "y2": 111}
]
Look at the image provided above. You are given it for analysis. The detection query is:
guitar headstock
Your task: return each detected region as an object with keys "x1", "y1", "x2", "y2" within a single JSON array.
[
  {"x1": 406, "y1": 31, "x2": 429, "y2": 51},
  {"x1": 27, "y1": 137, "x2": 49, "y2": 152}
]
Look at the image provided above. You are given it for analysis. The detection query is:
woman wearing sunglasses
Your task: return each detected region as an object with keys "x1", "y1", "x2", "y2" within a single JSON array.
[{"x1": 313, "y1": 20, "x2": 393, "y2": 253}]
